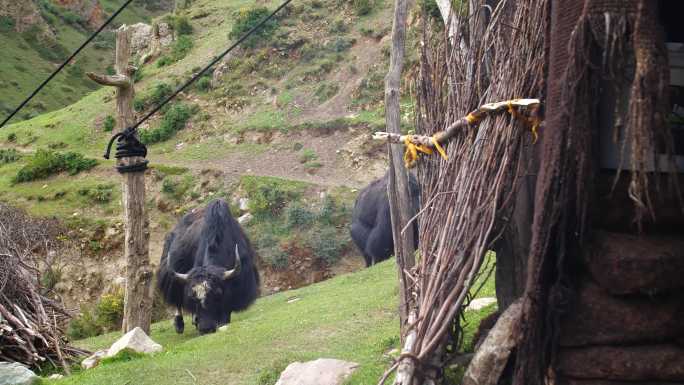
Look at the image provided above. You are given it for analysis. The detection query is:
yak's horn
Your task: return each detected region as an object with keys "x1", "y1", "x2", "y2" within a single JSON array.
[
  {"x1": 174, "y1": 272, "x2": 189, "y2": 282},
  {"x1": 223, "y1": 244, "x2": 242, "y2": 281}
]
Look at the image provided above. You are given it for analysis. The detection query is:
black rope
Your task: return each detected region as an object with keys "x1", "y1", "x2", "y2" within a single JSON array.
[
  {"x1": 0, "y1": 0, "x2": 136, "y2": 129},
  {"x1": 103, "y1": 127, "x2": 148, "y2": 173},
  {"x1": 130, "y1": 0, "x2": 294, "y2": 131}
]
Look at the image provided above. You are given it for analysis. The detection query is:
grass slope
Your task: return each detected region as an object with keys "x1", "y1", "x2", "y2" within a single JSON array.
[{"x1": 48, "y1": 256, "x2": 496, "y2": 385}]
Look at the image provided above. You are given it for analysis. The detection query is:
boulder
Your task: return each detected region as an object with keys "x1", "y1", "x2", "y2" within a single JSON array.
[
  {"x1": 0, "y1": 363, "x2": 38, "y2": 385},
  {"x1": 557, "y1": 344, "x2": 684, "y2": 382},
  {"x1": 560, "y1": 279, "x2": 684, "y2": 347},
  {"x1": 107, "y1": 327, "x2": 162, "y2": 358},
  {"x1": 275, "y1": 359, "x2": 358, "y2": 385},
  {"x1": 585, "y1": 231, "x2": 684, "y2": 294},
  {"x1": 81, "y1": 349, "x2": 107, "y2": 370}
]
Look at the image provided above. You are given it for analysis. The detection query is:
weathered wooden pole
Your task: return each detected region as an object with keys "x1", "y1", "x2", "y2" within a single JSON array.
[
  {"x1": 384, "y1": 0, "x2": 415, "y2": 338},
  {"x1": 87, "y1": 25, "x2": 152, "y2": 334}
]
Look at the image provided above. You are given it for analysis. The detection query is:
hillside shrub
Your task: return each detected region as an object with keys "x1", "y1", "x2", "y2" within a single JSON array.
[
  {"x1": 298, "y1": 148, "x2": 318, "y2": 163},
  {"x1": 285, "y1": 202, "x2": 315, "y2": 228},
  {"x1": 77, "y1": 183, "x2": 114, "y2": 203},
  {"x1": 21, "y1": 25, "x2": 69, "y2": 62},
  {"x1": 13, "y1": 149, "x2": 98, "y2": 183},
  {"x1": 229, "y1": 7, "x2": 280, "y2": 49},
  {"x1": 353, "y1": 0, "x2": 373, "y2": 15},
  {"x1": 314, "y1": 82, "x2": 339, "y2": 102},
  {"x1": 0, "y1": 148, "x2": 21, "y2": 165},
  {"x1": 151, "y1": 82, "x2": 174, "y2": 105},
  {"x1": 67, "y1": 289, "x2": 124, "y2": 339},
  {"x1": 161, "y1": 174, "x2": 195, "y2": 200},
  {"x1": 171, "y1": 35, "x2": 193, "y2": 61},
  {"x1": 0, "y1": 16, "x2": 15, "y2": 33},
  {"x1": 196, "y1": 77, "x2": 212, "y2": 92},
  {"x1": 6, "y1": 132, "x2": 16, "y2": 143},
  {"x1": 261, "y1": 246, "x2": 289, "y2": 270},
  {"x1": 103, "y1": 115, "x2": 115, "y2": 132},
  {"x1": 168, "y1": 15, "x2": 193, "y2": 35},
  {"x1": 139, "y1": 103, "x2": 193, "y2": 144},
  {"x1": 156, "y1": 56, "x2": 172, "y2": 67},
  {"x1": 241, "y1": 176, "x2": 305, "y2": 217},
  {"x1": 309, "y1": 226, "x2": 345, "y2": 265}
]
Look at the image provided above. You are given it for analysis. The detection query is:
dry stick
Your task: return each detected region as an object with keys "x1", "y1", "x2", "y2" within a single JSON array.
[{"x1": 53, "y1": 311, "x2": 71, "y2": 375}]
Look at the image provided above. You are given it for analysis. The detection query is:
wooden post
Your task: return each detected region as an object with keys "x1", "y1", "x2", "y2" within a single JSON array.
[
  {"x1": 384, "y1": 0, "x2": 415, "y2": 336},
  {"x1": 87, "y1": 25, "x2": 152, "y2": 334}
]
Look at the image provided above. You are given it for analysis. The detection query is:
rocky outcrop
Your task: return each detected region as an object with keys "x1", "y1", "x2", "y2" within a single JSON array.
[
  {"x1": 53, "y1": 0, "x2": 104, "y2": 29},
  {"x1": 0, "y1": 0, "x2": 49, "y2": 33}
]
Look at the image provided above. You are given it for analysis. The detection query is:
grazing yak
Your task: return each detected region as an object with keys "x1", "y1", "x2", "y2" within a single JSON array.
[
  {"x1": 157, "y1": 199, "x2": 260, "y2": 334},
  {"x1": 350, "y1": 171, "x2": 420, "y2": 267}
]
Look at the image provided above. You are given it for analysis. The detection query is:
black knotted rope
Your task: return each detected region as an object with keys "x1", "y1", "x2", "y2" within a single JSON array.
[{"x1": 103, "y1": 127, "x2": 148, "y2": 173}]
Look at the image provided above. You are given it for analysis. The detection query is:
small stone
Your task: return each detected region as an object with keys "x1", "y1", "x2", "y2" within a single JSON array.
[
  {"x1": 275, "y1": 359, "x2": 358, "y2": 385},
  {"x1": 81, "y1": 350, "x2": 107, "y2": 370},
  {"x1": 218, "y1": 325, "x2": 229, "y2": 332},
  {"x1": 238, "y1": 213, "x2": 253, "y2": 225},
  {"x1": 239, "y1": 198, "x2": 250, "y2": 212},
  {"x1": 48, "y1": 374, "x2": 64, "y2": 380},
  {"x1": 107, "y1": 327, "x2": 162, "y2": 358},
  {"x1": 0, "y1": 362, "x2": 38, "y2": 385},
  {"x1": 287, "y1": 296, "x2": 301, "y2": 304},
  {"x1": 466, "y1": 297, "x2": 497, "y2": 311}
]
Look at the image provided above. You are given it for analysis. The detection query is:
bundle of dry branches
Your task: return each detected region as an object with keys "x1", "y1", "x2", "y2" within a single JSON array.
[
  {"x1": 379, "y1": 1, "x2": 548, "y2": 383},
  {"x1": 0, "y1": 204, "x2": 87, "y2": 371}
]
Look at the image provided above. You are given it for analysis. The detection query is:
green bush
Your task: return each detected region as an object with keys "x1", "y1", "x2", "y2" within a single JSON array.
[
  {"x1": 95, "y1": 289, "x2": 124, "y2": 332},
  {"x1": 0, "y1": 16, "x2": 15, "y2": 33},
  {"x1": 353, "y1": 0, "x2": 373, "y2": 15},
  {"x1": 196, "y1": 77, "x2": 212, "y2": 92},
  {"x1": 6, "y1": 132, "x2": 16, "y2": 143},
  {"x1": 150, "y1": 83, "x2": 174, "y2": 106},
  {"x1": 171, "y1": 35, "x2": 193, "y2": 61},
  {"x1": 133, "y1": 97, "x2": 146, "y2": 112},
  {"x1": 285, "y1": 202, "x2": 315, "y2": 228},
  {"x1": 314, "y1": 82, "x2": 339, "y2": 102},
  {"x1": 241, "y1": 176, "x2": 305, "y2": 217},
  {"x1": 161, "y1": 14, "x2": 194, "y2": 37},
  {"x1": 229, "y1": 7, "x2": 280, "y2": 49},
  {"x1": 299, "y1": 148, "x2": 318, "y2": 163},
  {"x1": 0, "y1": 148, "x2": 21, "y2": 165},
  {"x1": 139, "y1": 103, "x2": 193, "y2": 144},
  {"x1": 41, "y1": 266, "x2": 62, "y2": 291},
  {"x1": 67, "y1": 289, "x2": 124, "y2": 339},
  {"x1": 161, "y1": 174, "x2": 194, "y2": 200},
  {"x1": 13, "y1": 149, "x2": 98, "y2": 183},
  {"x1": 156, "y1": 56, "x2": 172, "y2": 67},
  {"x1": 78, "y1": 183, "x2": 114, "y2": 203},
  {"x1": 309, "y1": 226, "x2": 345, "y2": 265},
  {"x1": 103, "y1": 115, "x2": 115, "y2": 132}
]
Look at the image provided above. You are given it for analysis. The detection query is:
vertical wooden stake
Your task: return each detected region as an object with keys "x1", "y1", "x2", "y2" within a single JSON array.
[
  {"x1": 384, "y1": 0, "x2": 415, "y2": 337},
  {"x1": 87, "y1": 25, "x2": 152, "y2": 334}
]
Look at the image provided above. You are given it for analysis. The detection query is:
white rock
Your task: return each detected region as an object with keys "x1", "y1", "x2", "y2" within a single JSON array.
[
  {"x1": 238, "y1": 198, "x2": 250, "y2": 212},
  {"x1": 238, "y1": 213, "x2": 253, "y2": 225},
  {"x1": 275, "y1": 359, "x2": 358, "y2": 385},
  {"x1": 106, "y1": 327, "x2": 162, "y2": 358},
  {"x1": 81, "y1": 349, "x2": 107, "y2": 370},
  {"x1": 48, "y1": 374, "x2": 64, "y2": 379},
  {"x1": 218, "y1": 325, "x2": 229, "y2": 332},
  {"x1": 0, "y1": 362, "x2": 38, "y2": 385},
  {"x1": 466, "y1": 297, "x2": 497, "y2": 311}
]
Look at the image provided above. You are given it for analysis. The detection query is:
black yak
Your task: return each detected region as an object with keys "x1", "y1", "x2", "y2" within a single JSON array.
[
  {"x1": 157, "y1": 199, "x2": 260, "y2": 334},
  {"x1": 350, "y1": 171, "x2": 420, "y2": 267}
]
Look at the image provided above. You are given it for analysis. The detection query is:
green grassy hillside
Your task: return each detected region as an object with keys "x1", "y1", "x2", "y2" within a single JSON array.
[
  {"x1": 0, "y1": 0, "x2": 168, "y2": 121},
  {"x1": 46, "y1": 258, "x2": 496, "y2": 385}
]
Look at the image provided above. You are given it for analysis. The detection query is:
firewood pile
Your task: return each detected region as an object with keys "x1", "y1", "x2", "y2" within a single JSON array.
[{"x1": 0, "y1": 203, "x2": 87, "y2": 370}]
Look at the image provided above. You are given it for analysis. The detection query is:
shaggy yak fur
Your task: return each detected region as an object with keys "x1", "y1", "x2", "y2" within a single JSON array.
[
  {"x1": 157, "y1": 199, "x2": 260, "y2": 334},
  {"x1": 350, "y1": 171, "x2": 420, "y2": 267}
]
